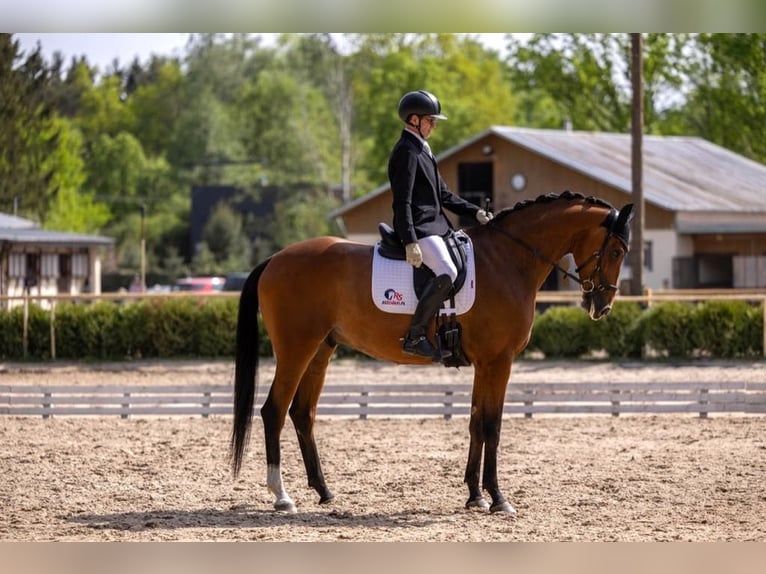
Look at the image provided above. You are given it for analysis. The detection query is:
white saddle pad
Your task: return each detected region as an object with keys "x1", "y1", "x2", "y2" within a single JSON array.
[{"x1": 371, "y1": 236, "x2": 476, "y2": 316}]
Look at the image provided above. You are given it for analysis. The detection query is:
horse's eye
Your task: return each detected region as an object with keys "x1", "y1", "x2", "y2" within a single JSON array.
[{"x1": 611, "y1": 249, "x2": 622, "y2": 259}]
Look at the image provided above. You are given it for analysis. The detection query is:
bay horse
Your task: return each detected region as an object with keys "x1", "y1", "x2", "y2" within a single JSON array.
[{"x1": 231, "y1": 190, "x2": 634, "y2": 514}]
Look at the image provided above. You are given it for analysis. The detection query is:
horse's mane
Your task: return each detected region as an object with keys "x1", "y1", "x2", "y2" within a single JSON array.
[{"x1": 491, "y1": 190, "x2": 615, "y2": 223}]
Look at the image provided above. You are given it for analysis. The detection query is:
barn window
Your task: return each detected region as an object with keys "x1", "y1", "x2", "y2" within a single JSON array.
[
  {"x1": 41, "y1": 254, "x2": 60, "y2": 277},
  {"x1": 72, "y1": 253, "x2": 89, "y2": 277},
  {"x1": 9, "y1": 254, "x2": 26, "y2": 277}
]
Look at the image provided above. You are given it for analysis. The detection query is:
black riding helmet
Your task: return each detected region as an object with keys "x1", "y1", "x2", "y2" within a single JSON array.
[{"x1": 397, "y1": 90, "x2": 448, "y2": 123}]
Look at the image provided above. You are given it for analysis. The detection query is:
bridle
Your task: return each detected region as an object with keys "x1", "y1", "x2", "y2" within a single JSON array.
[{"x1": 487, "y1": 208, "x2": 630, "y2": 295}]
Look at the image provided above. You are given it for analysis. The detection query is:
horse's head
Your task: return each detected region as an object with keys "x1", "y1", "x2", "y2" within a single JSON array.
[{"x1": 571, "y1": 203, "x2": 634, "y2": 320}]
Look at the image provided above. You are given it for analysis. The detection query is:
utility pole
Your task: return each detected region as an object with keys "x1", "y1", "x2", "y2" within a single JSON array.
[
  {"x1": 140, "y1": 203, "x2": 146, "y2": 293},
  {"x1": 629, "y1": 32, "x2": 645, "y2": 296}
]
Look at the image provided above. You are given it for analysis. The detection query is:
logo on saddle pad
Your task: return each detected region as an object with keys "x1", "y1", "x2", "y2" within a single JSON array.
[
  {"x1": 382, "y1": 288, "x2": 407, "y2": 307},
  {"x1": 371, "y1": 239, "x2": 476, "y2": 315}
]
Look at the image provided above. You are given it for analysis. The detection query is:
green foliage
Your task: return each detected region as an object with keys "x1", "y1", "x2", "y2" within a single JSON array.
[
  {"x1": 0, "y1": 304, "x2": 51, "y2": 360},
  {"x1": 640, "y1": 301, "x2": 697, "y2": 358},
  {"x1": 197, "y1": 298, "x2": 239, "y2": 357},
  {"x1": 0, "y1": 296, "x2": 763, "y2": 362},
  {"x1": 270, "y1": 190, "x2": 341, "y2": 249},
  {"x1": 591, "y1": 301, "x2": 645, "y2": 358},
  {"x1": 193, "y1": 202, "x2": 252, "y2": 274},
  {"x1": 43, "y1": 117, "x2": 111, "y2": 232},
  {"x1": 0, "y1": 306, "x2": 24, "y2": 358},
  {"x1": 0, "y1": 35, "x2": 60, "y2": 221},
  {"x1": 693, "y1": 300, "x2": 762, "y2": 358},
  {"x1": 529, "y1": 305, "x2": 595, "y2": 358}
]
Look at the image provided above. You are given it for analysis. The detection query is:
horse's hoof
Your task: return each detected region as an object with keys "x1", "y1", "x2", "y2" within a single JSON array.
[
  {"x1": 274, "y1": 498, "x2": 297, "y2": 513},
  {"x1": 490, "y1": 501, "x2": 517, "y2": 515},
  {"x1": 319, "y1": 492, "x2": 335, "y2": 505},
  {"x1": 465, "y1": 497, "x2": 490, "y2": 510}
]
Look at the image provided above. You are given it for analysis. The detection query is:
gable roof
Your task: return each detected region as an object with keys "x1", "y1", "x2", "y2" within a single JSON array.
[
  {"x1": 0, "y1": 213, "x2": 114, "y2": 247},
  {"x1": 331, "y1": 126, "x2": 766, "y2": 218}
]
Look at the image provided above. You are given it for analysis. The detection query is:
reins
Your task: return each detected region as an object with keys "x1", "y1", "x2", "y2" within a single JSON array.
[{"x1": 486, "y1": 208, "x2": 628, "y2": 294}]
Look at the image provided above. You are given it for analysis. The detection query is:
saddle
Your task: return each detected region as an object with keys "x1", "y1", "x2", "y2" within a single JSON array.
[
  {"x1": 376, "y1": 223, "x2": 471, "y2": 368},
  {"x1": 376, "y1": 223, "x2": 468, "y2": 299}
]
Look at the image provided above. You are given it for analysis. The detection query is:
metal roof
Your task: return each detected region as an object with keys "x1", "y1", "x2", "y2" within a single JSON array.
[
  {"x1": 331, "y1": 127, "x2": 766, "y2": 218},
  {"x1": 0, "y1": 214, "x2": 114, "y2": 247},
  {"x1": 486, "y1": 126, "x2": 766, "y2": 213},
  {"x1": 0, "y1": 213, "x2": 37, "y2": 229}
]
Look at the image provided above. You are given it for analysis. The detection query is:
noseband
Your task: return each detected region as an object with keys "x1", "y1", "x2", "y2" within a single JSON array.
[{"x1": 487, "y1": 208, "x2": 629, "y2": 295}]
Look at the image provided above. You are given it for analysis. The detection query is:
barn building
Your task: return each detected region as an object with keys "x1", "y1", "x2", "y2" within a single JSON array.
[{"x1": 0, "y1": 213, "x2": 114, "y2": 307}]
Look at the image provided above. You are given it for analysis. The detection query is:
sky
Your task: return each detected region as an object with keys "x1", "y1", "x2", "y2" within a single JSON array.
[{"x1": 15, "y1": 33, "x2": 512, "y2": 73}]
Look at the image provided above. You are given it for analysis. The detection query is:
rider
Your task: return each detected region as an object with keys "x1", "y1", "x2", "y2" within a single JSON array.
[{"x1": 389, "y1": 89, "x2": 493, "y2": 360}]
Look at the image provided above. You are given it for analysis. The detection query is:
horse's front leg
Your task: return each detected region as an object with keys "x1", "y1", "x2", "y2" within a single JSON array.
[{"x1": 465, "y1": 358, "x2": 516, "y2": 515}]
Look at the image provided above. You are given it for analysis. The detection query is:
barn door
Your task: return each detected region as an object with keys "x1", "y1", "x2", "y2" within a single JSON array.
[{"x1": 457, "y1": 162, "x2": 493, "y2": 227}]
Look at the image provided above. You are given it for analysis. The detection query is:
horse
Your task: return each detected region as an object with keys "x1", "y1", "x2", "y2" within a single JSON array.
[{"x1": 230, "y1": 190, "x2": 634, "y2": 515}]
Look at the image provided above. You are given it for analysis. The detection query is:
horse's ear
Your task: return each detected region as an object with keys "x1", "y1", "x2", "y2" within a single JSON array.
[{"x1": 617, "y1": 204, "x2": 634, "y2": 226}]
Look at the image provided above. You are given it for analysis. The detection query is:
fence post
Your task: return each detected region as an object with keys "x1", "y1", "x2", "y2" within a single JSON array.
[
  {"x1": 524, "y1": 390, "x2": 534, "y2": 418},
  {"x1": 698, "y1": 388, "x2": 709, "y2": 419},
  {"x1": 611, "y1": 389, "x2": 620, "y2": 417},
  {"x1": 42, "y1": 391, "x2": 51, "y2": 419},
  {"x1": 202, "y1": 391, "x2": 211, "y2": 418},
  {"x1": 359, "y1": 391, "x2": 368, "y2": 420},
  {"x1": 23, "y1": 293, "x2": 29, "y2": 358},
  {"x1": 121, "y1": 392, "x2": 130, "y2": 419},
  {"x1": 444, "y1": 390, "x2": 453, "y2": 420},
  {"x1": 50, "y1": 300, "x2": 56, "y2": 360}
]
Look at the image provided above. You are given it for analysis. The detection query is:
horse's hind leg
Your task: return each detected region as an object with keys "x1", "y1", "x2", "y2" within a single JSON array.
[
  {"x1": 289, "y1": 339, "x2": 336, "y2": 505},
  {"x1": 261, "y1": 340, "x2": 323, "y2": 513}
]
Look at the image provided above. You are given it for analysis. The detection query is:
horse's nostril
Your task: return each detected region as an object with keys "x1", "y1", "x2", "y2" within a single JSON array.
[{"x1": 597, "y1": 305, "x2": 612, "y2": 319}]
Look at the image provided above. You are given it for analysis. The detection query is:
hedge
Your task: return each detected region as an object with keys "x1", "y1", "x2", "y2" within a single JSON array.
[
  {"x1": 527, "y1": 300, "x2": 763, "y2": 360},
  {"x1": 0, "y1": 297, "x2": 762, "y2": 361}
]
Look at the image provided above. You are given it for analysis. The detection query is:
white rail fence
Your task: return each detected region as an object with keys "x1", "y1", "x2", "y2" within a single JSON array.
[{"x1": 2, "y1": 381, "x2": 765, "y2": 419}]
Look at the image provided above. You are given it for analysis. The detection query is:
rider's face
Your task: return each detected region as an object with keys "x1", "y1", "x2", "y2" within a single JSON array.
[{"x1": 418, "y1": 116, "x2": 438, "y2": 138}]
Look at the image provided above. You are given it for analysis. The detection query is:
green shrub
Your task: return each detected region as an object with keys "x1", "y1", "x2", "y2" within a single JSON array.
[
  {"x1": 140, "y1": 297, "x2": 201, "y2": 358},
  {"x1": 641, "y1": 301, "x2": 697, "y2": 358},
  {"x1": 693, "y1": 300, "x2": 762, "y2": 358},
  {"x1": 197, "y1": 297, "x2": 239, "y2": 357},
  {"x1": 119, "y1": 302, "x2": 154, "y2": 359},
  {"x1": 591, "y1": 301, "x2": 644, "y2": 358},
  {"x1": 530, "y1": 304, "x2": 595, "y2": 358},
  {"x1": 0, "y1": 295, "x2": 760, "y2": 362},
  {"x1": 0, "y1": 306, "x2": 23, "y2": 358}
]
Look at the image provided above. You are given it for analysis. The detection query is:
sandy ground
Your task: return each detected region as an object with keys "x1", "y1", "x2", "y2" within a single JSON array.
[{"x1": 2, "y1": 358, "x2": 766, "y2": 542}]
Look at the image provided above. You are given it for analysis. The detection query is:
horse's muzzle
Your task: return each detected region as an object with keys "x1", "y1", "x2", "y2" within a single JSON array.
[{"x1": 581, "y1": 292, "x2": 613, "y2": 320}]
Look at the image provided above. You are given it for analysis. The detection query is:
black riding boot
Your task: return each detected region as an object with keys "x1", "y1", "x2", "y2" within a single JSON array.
[{"x1": 402, "y1": 274, "x2": 453, "y2": 361}]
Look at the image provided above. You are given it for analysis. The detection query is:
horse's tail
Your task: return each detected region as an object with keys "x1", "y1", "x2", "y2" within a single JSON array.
[{"x1": 230, "y1": 257, "x2": 271, "y2": 477}]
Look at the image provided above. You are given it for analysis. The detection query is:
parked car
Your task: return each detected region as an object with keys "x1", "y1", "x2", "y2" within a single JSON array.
[
  {"x1": 174, "y1": 276, "x2": 225, "y2": 292},
  {"x1": 222, "y1": 272, "x2": 249, "y2": 292}
]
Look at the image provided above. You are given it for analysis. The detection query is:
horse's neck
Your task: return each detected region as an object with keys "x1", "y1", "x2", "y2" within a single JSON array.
[{"x1": 481, "y1": 204, "x2": 605, "y2": 288}]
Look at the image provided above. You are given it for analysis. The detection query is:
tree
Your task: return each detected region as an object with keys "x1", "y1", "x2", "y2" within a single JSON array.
[
  {"x1": 678, "y1": 34, "x2": 766, "y2": 163},
  {"x1": 349, "y1": 33, "x2": 517, "y2": 188},
  {"x1": 507, "y1": 34, "x2": 633, "y2": 132},
  {"x1": 42, "y1": 117, "x2": 110, "y2": 232},
  {"x1": 126, "y1": 58, "x2": 185, "y2": 157},
  {"x1": 193, "y1": 202, "x2": 251, "y2": 273},
  {"x1": 0, "y1": 34, "x2": 59, "y2": 220}
]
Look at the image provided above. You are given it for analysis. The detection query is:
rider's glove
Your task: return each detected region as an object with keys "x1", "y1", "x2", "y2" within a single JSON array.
[
  {"x1": 476, "y1": 209, "x2": 493, "y2": 225},
  {"x1": 405, "y1": 242, "x2": 423, "y2": 268}
]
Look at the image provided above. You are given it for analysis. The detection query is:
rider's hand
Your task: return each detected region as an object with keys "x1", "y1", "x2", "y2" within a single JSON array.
[
  {"x1": 476, "y1": 209, "x2": 493, "y2": 225},
  {"x1": 405, "y1": 242, "x2": 423, "y2": 268}
]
